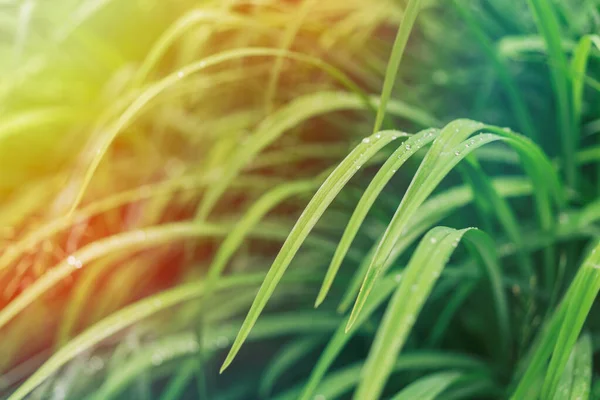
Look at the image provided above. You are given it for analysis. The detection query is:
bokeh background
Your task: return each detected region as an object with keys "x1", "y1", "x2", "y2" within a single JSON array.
[{"x1": 1, "y1": 0, "x2": 600, "y2": 399}]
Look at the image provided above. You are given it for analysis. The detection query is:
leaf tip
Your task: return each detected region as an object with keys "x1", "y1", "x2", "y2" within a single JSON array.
[
  {"x1": 345, "y1": 312, "x2": 358, "y2": 333},
  {"x1": 220, "y1": 350, "x2": 236, "y2": 374},
  {"x1": 314, "y1": 288, "x2": 328, "y2": 308}
]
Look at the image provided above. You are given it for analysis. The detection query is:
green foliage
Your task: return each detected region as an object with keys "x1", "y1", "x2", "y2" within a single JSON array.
[{"x1": 2, "y1": 0, "x2": 600, "y2": 399}]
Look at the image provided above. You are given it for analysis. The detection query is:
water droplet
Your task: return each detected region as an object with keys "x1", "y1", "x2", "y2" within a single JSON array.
[
  {"x1": 356, "y1": 165, "x2": 361, "y2": 170},
  {"x1": 362, "y1": 138, "x2": 371, "y2": 144},
  {"x1": 375, "y1": 134, "x2": 381, "y2": 139},
  {"x1": 405, "y1": 144, "x2": 411, "y2": 150},
  {"x1": 394, "y1": 274, "x2": 402, "y2": 283},
  {"x1": 177, "y1": 71, "x2": 184, "y2": 78},
  {"x1": 67, "y1": 255, "x2": 82, "y2": 269},
  {"x1": 454, "y1": 151, "x2": 460, "y2": 156},
  {"x1": 392, "y1": 135, "x2": 398, "y2": 140},
  {"x1": 430, "y1": 237, "x2": 437, "y2": 244}
]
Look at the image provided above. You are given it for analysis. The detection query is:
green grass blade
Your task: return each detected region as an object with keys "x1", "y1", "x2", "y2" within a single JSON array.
[
  {"x1": 542, "y1": 243, "x2": 600, "y2": 398},
  {"x1": 346, "y1": 120, "x2": 492, "y2": 329},
  {"x1": 276, "y1": 352, "x2": 485, "y2": 400},
  {"x1": 511, "y1": 241, "x2": 600, "y2": 399},
  {"x1": 460, "y1": 158, "x2": 533, "y2": 278},
  {"x1": 219, "y1": 130, "x2": 406, "y2": 372},
  {"x1": 0, "y1": 221, "x2": 291, "y2": 331},
  {"x1": 315, "y1": 127, "x2": 438, "y2": 306},
  {"x1": 426, "y1": 281, "x2": 477, "y2": 347},
  {"x1": 259, "y1": 337, "x2": 322, "y2": 398},
  {"x1": 571, "y1": 36, "x2": 593, "y2": 130},
  {"x1": 264, "y1": 0, "x2": 318, "y2": 111},
  {"x1": 569, "y1": 334, "x2": 593, "y2": 400},
  {"x1": 338, "y1": 177, "x2": 533, "y2": 313},
  {"x1": 195, "y1": 90, "x2": 374, "y2": 221},
  {"x1": 348, "y1": 122, "x2": 563, "y2": 329},
  {"x1": 353, "y1": 227, "x2": 466, "y2": 400},
  {"x1": 0, "y1": 174, "x2": 274, "y2": 274},
  {"x1": 6, "y1": 272, "x2": 296, "y2": 400},
  {"x1": 89, "y1": 333, "x2": 200, "y2": 400},
  {"x1": 64, "y1": 48, "x2": 373, "y2": 215},
  {"x1": 526, "y1": 0, "x2": 574, "y2": 187},
  {"x1": 452, "y1": 0, "x2": 537, "y2": 141},
  {"x1": 462, "y1": 229, "x2": 512, "y2": 361},
  {"x1": 205, "y1": 179, "x2": 317, "y2": 294},
  {"x1": 131, "y1": 10, "x2": 269, "y2": 87},
  {"x1": 372, "y1": 0, "x2": 425, "y2": 133},
  {"x1": 298, "y1": 274, "x2": 400, "y2": 400}
]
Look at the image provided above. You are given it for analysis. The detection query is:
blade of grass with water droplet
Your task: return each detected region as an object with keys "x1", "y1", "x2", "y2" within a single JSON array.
[
  {"x1": 352, "y1": 227, "x2": 466, "y2": 400},
  {"x1": 346, "y1": 120, "x2": 494, "y2": 328},
  {"x1": 316, "y1": 128, "x2": 439, "y2": 306},
  {"x1": 219, "y1": 129, "x2": 405, "y2": 373},
  {"x1": 348, "y1": 123, "x2": 562, "y2": 329},
  {"x1": 338, "y1": 176, "x2": 533, "y2": 313}
]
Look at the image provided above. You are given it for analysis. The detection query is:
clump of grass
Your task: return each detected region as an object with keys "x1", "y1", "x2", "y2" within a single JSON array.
[{"x1": 2, "y1": 0, "x2": 600, "y2": 399}]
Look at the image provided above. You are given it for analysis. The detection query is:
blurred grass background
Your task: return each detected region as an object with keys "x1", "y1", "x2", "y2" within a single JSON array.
[{"x1": 1, "y1": 0, "x2": 600, "y2": 399}]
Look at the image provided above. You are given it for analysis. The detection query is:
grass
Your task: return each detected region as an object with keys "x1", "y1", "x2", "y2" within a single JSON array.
[{"x1": 1, "y1": 0, "x2": 600, "y2": 399}]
